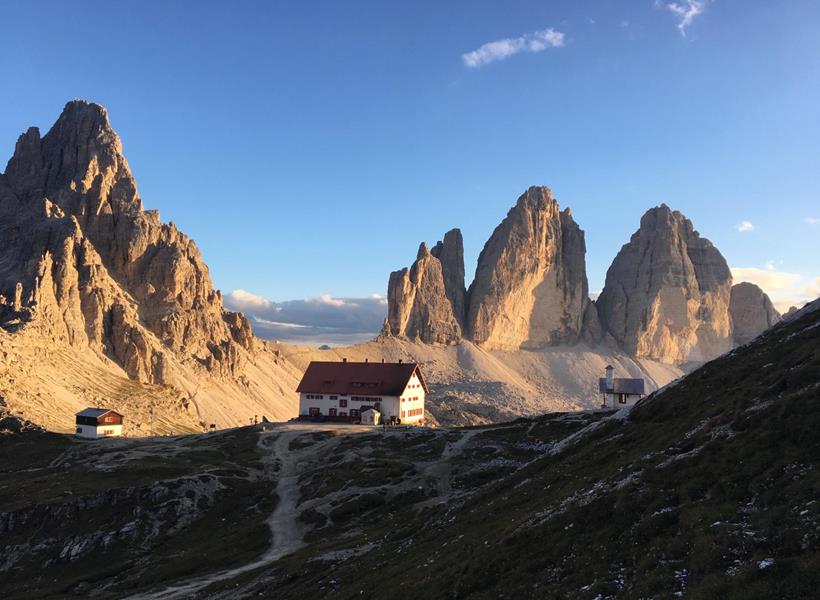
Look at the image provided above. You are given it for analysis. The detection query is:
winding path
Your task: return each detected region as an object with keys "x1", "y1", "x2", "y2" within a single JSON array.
[{"x1": 125, "y1": 426, "x2": 336, "y2": 600}]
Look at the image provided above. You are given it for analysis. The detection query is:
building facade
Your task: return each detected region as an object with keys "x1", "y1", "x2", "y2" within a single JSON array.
[
  {"x1": 75, "y1": 408, "x2": 124, "y2": 438},
  {"x1": 296, "y1": 360, "x2": 427, "y2": 425},
  {"x1": 599, "y1": 365, "x2": 645, "y2": 408}
]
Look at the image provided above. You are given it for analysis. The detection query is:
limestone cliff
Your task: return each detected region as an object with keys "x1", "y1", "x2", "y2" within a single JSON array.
[
  {"x1": 466, "y1": 186, "x2": 591, "y2": 350},
  {"x1": 596, "y1": 204, "x2": 733, "y2": 364},
  {"x1": 0, "y1": 101, "x2": 300, "y2": 434},
  {"x1": 385, "y1": 236, "x2": 463, "y2": 345},
  {"x1": 431, "y1": 229, "x2": 467, "y2": 327},
  {"x1": 730, "y1": 282, "x2": 780, "y2": 345},
  {"x1": 0, "y1": 100, "x2": 253, "y2": 383}
]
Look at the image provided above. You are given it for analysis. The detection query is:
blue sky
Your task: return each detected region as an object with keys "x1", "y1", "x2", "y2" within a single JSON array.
[{"x1": 1, "y1": 0, "x2": 818, "y2": 338}]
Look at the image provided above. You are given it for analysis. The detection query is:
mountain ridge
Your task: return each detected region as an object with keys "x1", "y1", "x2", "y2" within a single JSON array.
[{"x1": 384, "y1": 193, "x2": 782, "y2": 367}]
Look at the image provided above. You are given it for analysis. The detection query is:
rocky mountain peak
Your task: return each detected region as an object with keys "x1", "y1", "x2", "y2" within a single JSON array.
[
  {"x1": 596, "y1": 205, "x2": 733, "y2": 364},
  {"x1": 417, "y1": 241, "x2": 431, "y2": 259},
  {"x1": 729, "y1": 282, "x2": 780, "y2": 345},
  {"x1": 384, "y1": 229, "x2": 465, "y2": 345},
  {"x1": 0, "y1": 100, "x2": 254, "y2": 387},
  {"x1": 466, "y1": 186, "x2": 590, "y2": 350}
]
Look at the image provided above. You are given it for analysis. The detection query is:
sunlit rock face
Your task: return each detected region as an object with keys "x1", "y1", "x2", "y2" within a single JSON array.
[
  {"x1": 0, "y1": 100, "x2": 253, "y2": 383},
  {"x1": 730, "y1": 282, "x2": 780, "y2": 345},
  {"x1": 385, "y1": 234, "x2": 464, "y2": 345},
  {"x1": 596, "y1": 204, "x2": 733, "y2": 364},
  {"x1": 466, "y1": 186, "x2": 591, "y2": 350}
]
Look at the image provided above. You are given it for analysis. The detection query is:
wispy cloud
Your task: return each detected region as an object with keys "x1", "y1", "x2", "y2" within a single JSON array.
[
  {"x1": 462, "y1": 27, "x2": 565, "y2": 68},
  {"x1": 736, "y1": 220, "x2": 755, "y2": 233},
  {"x1": 660, "y1": 0, "x2": 707, "y2": 36},
  {"x1": 731, "y1": 267, "x2": 820, "y2": 313},
  {"x1": 804, "y1": 217, "x2": 820, "y2": 225}
]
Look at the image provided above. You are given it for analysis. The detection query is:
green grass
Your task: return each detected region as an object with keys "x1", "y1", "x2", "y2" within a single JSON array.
[
  {"x1": 207, "y1": 305, "x2": 820, "y2": 599},
  {"x1": 0, "y1": 427, "x2": 277, "y2": 599}
]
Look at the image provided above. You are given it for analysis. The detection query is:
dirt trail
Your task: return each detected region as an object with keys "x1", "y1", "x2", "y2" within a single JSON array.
[
  {"x1": 417, "y1": 428, "x2": 487, "y2": 507},
  {"x1": 125, "y1": 425, "x2": 345, "y2": 600}
]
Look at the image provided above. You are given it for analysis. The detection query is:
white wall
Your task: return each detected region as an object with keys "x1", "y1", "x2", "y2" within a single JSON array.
[
  {"x1": 603, "y1": 393, "x2": 642, "y2": 409},
  {"x1": 299, "y1": 393, "x2": 399, "y2": 419},
  {"x1": 399, "y1": 373, "x2": 426, "y2": 423},
  {"x1": 75, "y1": 424, "x2": 123, "y2": 439},
  {"x1": 298, "y1": 370, "x2": 427, "y2": 424}
]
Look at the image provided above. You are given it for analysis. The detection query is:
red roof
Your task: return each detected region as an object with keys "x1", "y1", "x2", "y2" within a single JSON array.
[{"x1": 296, "y1": 361, "x2": 428, "y2": 396}]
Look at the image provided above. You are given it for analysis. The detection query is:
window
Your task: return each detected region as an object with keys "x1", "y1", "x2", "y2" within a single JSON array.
[
  {"x1": 339, "y1": 398, "x2": 347, "y2": 407},
  {"x1": 103, "y1": 429, "x2": 114, "y2": 435},
  {"x1": 407, "y1": 408, "x2": 424, "y2": 417},
  {"x1": 306, "y1": 394, "x2": 324, "y2": 400},
  {"x1": 329, "y1": 395, "x2": 338, "y2": 400},
  {"x1": 339, "y1": 411, "x2": 347, "y2": 416},
  {"x1": 309, "y1": 407, "x2": 320, "y2": 416},
  {"x1": 401, "y1": 397, "x2": 405, "y2": 403},
  {"x1": 351, "y1": 396, "x2": 381, "y2": 403},
  {"x1": 350, "y1": 409, "x2": 360, "y2": 417},
  {"x1": 328, "y1": 408, "x2": 337, "y2": 417},
  {"x1": 104, "y1": 416, "x2": 114, "y2": 423},
  {"x1": 401, "y1": 411, "x2": 406, "y2": 418},
  {"x1": 618, "y1": 394, "x2": 626, "y2": 405}
]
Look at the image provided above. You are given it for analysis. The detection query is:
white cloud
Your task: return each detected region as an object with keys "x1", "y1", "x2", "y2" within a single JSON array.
[
  {"x1": 804, "y1": 217, "x2": 820, "y2": 225},
  {"x1": 731, "y1": 267, "x2": 820, "y2": 313},
  {"x1": 736, "y1": 220, "x2": 755, "y2": 233},
  {"x1": 370, "y1": 292, "x2": 388, "y2": 305},
  {"x1": 224, "y1": 289, "x2": 273, "y2": 311},
  {"x1": 251, "y1": 317, "x2": 309, "y2": 329},
  {"x1": 462, "y1": 27, "x2": 565, "y2": 68},
  {"x1": 306, "y1": 294, "x2": 357, "y2": 308},
  {"x1": 662, "y1": 0, "x2": 706, "y2": 36},
  {"x1": 224, "y1": 290, "x2": 387, "y2": 346}
]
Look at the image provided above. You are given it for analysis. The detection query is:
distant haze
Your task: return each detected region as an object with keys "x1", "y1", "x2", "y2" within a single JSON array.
[{"x1": 224, "y1": 290, "x2": 387, "y2": 346}]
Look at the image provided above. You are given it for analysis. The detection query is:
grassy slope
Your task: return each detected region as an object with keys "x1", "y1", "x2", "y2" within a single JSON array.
[
  {"x1": 0, "y1": 308, "x2": 816, "y2": 599},
  {"x1": 0, "y1": 428, "x2": 276, "y2": 599},
  {"x1": 230, "y1": 306, "x2": 819, "y2": 599}
]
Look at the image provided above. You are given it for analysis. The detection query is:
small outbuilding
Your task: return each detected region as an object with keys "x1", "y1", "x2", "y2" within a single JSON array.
[
  {"x1": 360, "y1": 408, "x2": 381, "y2": 426},
  {"x1": 599, "y1": 365, "x2": 645, "y2": 409},
  {"x1": 75, "y1": 408, "x2": 124, "y2": 439}
]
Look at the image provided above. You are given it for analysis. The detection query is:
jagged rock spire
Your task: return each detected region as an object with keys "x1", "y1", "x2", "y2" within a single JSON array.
[
  {"x1": 466, "y1": 186, "x2": 591, "y2": 350},
  {"x1": 385, "y1": 230, "x2": 466, "y2": 345},
  {"x1": 0, "y1": 100, "x2": 254, "y2": 384}
]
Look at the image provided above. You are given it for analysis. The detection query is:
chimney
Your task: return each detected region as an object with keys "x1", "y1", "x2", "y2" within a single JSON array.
[
  {"x1": 398, "y1": 359, "x2": 403, "y2": 364},
  {"x1": 342, "y1": 358, "x2": 347, "y2": 363},
  {"x1": 365, "y1": 358, "x2": 369, "y2": 363},
  {"x1": 605, "y1": 365, "x2": 614, "y2": 391},
  {"x1": 381, "y1": 358, "x2": 385, "y2": 363}
]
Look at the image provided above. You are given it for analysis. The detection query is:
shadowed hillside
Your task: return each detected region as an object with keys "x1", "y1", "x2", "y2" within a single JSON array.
[{"x1": 1, "y1": 302, "x2": 817, "y2": 599}]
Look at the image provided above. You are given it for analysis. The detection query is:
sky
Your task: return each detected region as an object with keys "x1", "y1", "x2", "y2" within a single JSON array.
[{"x1": 1, "y1": 1, "x2": 819, "y2": 343}]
